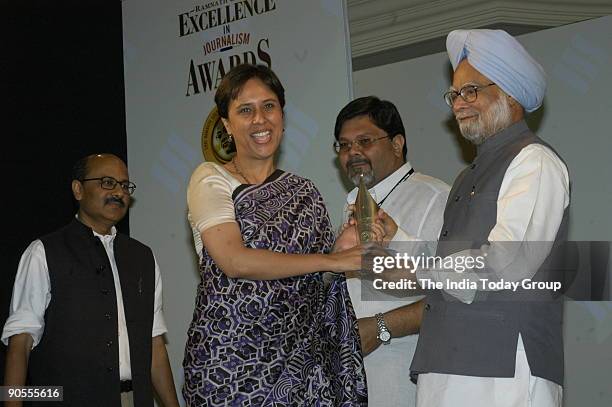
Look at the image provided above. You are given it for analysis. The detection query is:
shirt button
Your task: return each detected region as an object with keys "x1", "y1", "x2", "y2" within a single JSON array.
[
  {"x1": 454, "y1": 195, "x2": 460, "y2": 202},
  {"x1": 96, "y1": 265, "x2": 106, "y2": 274},
  {"x1": 470, "y1": 163, "x2": 476, "y2": 169},
  {"x1": 442, "y1": 230, "x2": 448, "y2": 237},
  {"x1": 107, "y1": 367, "x2": 114, "y2": 372},
  {"x1": 107, "y1": 340, "x2": 113, "y2": 347},
  {"x1": 101, "y1": 289, "x2": 110, "y2": 295},
  {"x1": 105, "y1": 313, "x2": 111, "y2": 320},
  {"x1": 425, "y1": 304, "x2": 431, "y2": 311}
]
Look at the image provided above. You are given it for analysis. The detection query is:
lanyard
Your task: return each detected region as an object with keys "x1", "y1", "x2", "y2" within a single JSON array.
[{"x1": 377, "y1": 168, "x2": 414, "y2": 207}]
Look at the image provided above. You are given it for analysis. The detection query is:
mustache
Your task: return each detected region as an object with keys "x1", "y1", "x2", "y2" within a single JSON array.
[
  {"x1": 454, "y1": 109, "x2": 479, "y2": 120},
  {"x1": 105, "y1": 196, "x2": 126, "y2": 207},
  {"x1": 346, "y1": 157, "x2": 371, "y2": 169}
]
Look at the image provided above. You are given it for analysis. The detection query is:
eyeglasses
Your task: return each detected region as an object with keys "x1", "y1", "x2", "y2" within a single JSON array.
[
  {"x1": 443, "y1": 83, "x2": 496, "y2": 107},
  {"x1": 81, "y1": 176, "x2": 137, "y2": 195},
  {"x1": 333, "y1": 135, "x2": 389, "y2": 153}
]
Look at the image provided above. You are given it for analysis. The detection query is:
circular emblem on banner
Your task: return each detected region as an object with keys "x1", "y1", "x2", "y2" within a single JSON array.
[{"x1": 202, "y1": 107, "x2": 235, "y2": 164}]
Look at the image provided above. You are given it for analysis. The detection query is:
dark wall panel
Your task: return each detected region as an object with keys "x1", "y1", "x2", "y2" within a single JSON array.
[{"x1": 0, "y1": 1, "x2": 127, "y2": 382}]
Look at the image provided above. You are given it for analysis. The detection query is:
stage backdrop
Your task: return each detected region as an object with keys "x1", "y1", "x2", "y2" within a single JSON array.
[{"x1": 122, "y1": 0, "x2": 353, "y2": 399}]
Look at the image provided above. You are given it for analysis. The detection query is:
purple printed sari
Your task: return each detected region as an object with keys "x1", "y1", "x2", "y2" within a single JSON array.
[{"x1": 183, "y1": 170, "x2": 367, "y2": 406}]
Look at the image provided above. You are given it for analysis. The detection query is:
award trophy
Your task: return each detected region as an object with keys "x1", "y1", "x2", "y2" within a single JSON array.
[{"x1": 354, "y1": 173, "x2": 379, "y2": 243}]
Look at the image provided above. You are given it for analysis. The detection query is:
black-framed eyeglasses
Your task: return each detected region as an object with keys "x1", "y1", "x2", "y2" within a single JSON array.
[
  {"x1": 333, "y1": 135, "x2": 389, "y2": 154},
  {"x1": 443, "y1": 83, "x2": 496, "y2": 107},
  {"x1": 80, "y1": 176, "x2": 137, "y2": 195}
]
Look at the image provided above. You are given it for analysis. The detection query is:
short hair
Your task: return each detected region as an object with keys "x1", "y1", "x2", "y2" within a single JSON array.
[
  {"x1": 334, "y1": 96, "x2": 407, "y2": 160},
  {"x1": 215, "y1": 64, "x2": 285, "y2": 119},
  {"x1": 72, "y1": 156, "x2": 91, "y2": 181},
  {"x1": 72, "y1": 153, "x2": 123, "y2": 181}
]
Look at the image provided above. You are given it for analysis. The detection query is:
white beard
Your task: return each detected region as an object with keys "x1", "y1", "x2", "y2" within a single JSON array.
[
  {"x1": 349, "y1": 168, "x2": 375, "y2": 187},
  {"x1": 458, "y1": 96, "x2": 513, "y2": 145},
  {"x1": 347, "y1": 157, "x2": 375, "y2": 187}
]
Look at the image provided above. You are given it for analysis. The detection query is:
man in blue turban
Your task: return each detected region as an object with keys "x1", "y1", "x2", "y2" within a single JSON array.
[{"x1": 408, "y1": 29, "x2": 570, "y2": 407}]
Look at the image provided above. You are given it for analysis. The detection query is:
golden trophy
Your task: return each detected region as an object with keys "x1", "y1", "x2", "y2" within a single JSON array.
[{"x1": 354, "y1": 174, "x2": 379, "y2": 243}]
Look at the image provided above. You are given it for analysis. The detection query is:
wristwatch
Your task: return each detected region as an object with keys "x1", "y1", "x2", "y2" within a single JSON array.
[{"x1": 375, "y1": 313, "x2": 392, "y2": 345}]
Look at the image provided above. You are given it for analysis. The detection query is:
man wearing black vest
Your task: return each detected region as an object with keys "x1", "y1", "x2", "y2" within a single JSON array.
[
  {"x1": 401, "y1": 30, "x2": 570, "y2": 407},
  {"x1": 2, "y1": 154, "x2": 180, "y2": 407}
]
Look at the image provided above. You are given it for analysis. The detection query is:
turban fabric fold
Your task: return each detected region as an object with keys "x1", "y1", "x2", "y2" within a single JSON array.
[{"x1": 446, "y1": 29, "x2": 546, "y2": 112}]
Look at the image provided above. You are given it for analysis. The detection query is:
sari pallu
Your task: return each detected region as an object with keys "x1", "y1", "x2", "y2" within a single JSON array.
[{"x1": 183, "y1": 171, "x2": 367, "y2": 406}]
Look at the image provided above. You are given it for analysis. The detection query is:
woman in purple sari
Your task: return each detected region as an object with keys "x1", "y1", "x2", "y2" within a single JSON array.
[{"x1": 183, "y1": 64, "x2": 369, "y2": 406}]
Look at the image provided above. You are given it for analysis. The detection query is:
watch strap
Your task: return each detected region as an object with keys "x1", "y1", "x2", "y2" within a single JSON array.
[{"x1": 375, "y1": 313, "x2": 391, "y2": 343}]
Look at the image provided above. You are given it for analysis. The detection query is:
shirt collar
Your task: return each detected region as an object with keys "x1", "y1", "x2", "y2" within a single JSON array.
[
  {"x1": 346, "y1": 162, "x2": 414, "y2": 204},
  {"x1": 74, "y1": 214, "x2": 117, "y2": 243}
]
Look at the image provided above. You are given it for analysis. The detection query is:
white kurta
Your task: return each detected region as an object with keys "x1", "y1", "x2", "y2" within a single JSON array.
[
  {"x1": 2, "y1": 224, "x2": 168, "y2": 381},
  {"x1": 415, "y1": 144, "x2": 569, "y2": 407}
]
